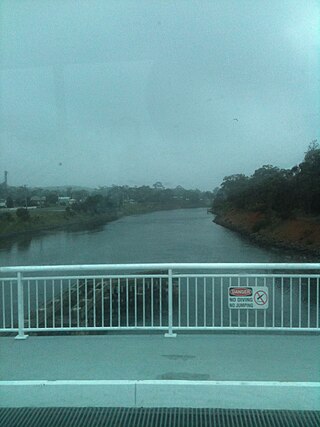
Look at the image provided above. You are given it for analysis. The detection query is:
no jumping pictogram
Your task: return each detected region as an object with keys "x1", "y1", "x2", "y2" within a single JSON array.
[{"x1": 254, "y1": 290, "x2": 268, "y2": 306}]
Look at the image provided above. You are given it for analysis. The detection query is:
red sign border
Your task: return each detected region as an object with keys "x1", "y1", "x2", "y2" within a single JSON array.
[{"x1": 229, "y1": 287, "x2": 253, "y2": 297}]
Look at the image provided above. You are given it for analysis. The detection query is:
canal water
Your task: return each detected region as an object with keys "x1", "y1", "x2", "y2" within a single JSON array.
[{"x1": 0, "y1": 208, "x2": 307, "y2": 266}]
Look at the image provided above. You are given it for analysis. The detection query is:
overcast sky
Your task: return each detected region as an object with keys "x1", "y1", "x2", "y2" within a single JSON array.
[{"x1": 0, "y1": 0, "x2": 319, "y2": 190}]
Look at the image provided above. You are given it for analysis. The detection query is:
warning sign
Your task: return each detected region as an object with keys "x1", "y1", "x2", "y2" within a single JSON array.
[{"x1": 228, "y1": 286, "x2": 269, "y2": 309}]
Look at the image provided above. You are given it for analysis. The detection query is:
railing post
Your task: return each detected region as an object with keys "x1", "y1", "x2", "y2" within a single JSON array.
[
  {"x1": 165, "y1": 268, "x2": 177, "y2": 337},
  {"x1": 15, "y1": 272, "x2": 28, "y2": 340}
]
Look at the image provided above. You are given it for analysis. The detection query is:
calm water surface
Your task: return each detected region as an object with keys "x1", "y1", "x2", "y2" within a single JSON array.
[{"x1": 0, "y1": 208, "x2": 307, "y2": 266}]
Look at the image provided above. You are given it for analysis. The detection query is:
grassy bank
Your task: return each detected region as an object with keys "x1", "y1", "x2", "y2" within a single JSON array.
[
  {"x1": 0, "y1": 202, "x2": 208, "y2": 241},
  {"x1": 212, "y1": 208, "x2": 320, "y2": 255},
  {"x1": 0, "y1": 209, "x2": 117, "y2": 238}
]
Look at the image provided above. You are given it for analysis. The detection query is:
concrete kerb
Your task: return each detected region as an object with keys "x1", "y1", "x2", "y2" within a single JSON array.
[{"x1": 1, "y1": 380, "x2": 320, "y2": 410}]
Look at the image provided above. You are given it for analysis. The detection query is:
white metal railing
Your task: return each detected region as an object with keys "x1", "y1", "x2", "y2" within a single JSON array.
[{"x1": 0, "y1": 263, "x2": 319, "y2": 339}]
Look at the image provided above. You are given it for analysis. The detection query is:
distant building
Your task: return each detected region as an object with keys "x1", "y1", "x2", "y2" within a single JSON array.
[
  {"x1": 30, "y1": 196, "x2": 46, "y2": 207},
  {"x1": 0, "y1": 199, "x2": 7, "y2": 208},
  {"x1": 58, "y1": 196, "x2": 76, "y2": 206},
  {"x1": 58, "y1": 196, "x2": 71, "y2": 205}
]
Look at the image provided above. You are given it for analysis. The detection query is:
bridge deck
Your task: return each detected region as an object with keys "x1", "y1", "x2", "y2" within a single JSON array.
[
  {"x1": 1, "y1": 332, "x2": 320, "y2": 410},
  {"x1": 1, "y1": 332, "x2": 319, "y2": 382}
]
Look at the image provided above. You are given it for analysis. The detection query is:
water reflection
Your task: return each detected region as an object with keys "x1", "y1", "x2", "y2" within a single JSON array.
[{"x1": 16, "y1": 237, "x2": 32, "y2": 251}]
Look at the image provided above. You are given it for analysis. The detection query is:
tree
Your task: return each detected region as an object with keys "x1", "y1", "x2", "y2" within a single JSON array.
[
  {"x1": 46, "y1": 192, "x2": 58, "y2": 205},
  {"x1": 153, "y1": 181, "x2": 165, "y2": 190},
  {"x1": 218, "y1": 174, "x2": 250, "y2": 209},
  {"x1": 296, "y1": 140, "x2": 320, "y2": 213},
  {"x1": 304, "y1": 140, "x2": 319, "y2": 163},
  {"x1": 6, "y1": 196, "x2": 14, "y2": 208},
  {"x1": 212, "y1": 142, "x2": 320, "y2": 217}
]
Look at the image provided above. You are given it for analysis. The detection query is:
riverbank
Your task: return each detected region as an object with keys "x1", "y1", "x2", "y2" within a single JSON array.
[
  {"x1": 0, "y1": 202, "x2": 208, "y2": 241},
  {"x1": 0, "y1": 210, "x2": 116, "y2": 239},
  {"x1": 212, "y1": 208, "x2": 320, "y2": 256}
]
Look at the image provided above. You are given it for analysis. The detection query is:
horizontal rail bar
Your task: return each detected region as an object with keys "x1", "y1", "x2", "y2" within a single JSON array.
[
  {"x1": 12, "y1": 275, "x2": 168, "y2": 281},
  {"x1": 4, "y1": 273, "x2": 320, "y2": 282},
  {"x1": 171, "y1": 327, "x2": 320, "y2": 332},
  {"x1": 1, "y1": 327, "x2": 319, "y2": 333},
  {"x1": 14, "y1": 327, "x2": 168, "y2": 332},
  {"x1": 174, "y1": 274, "x2": 320, "y2": 278},
  {"x1": 1, "y1": 263, "x2": 320, "y2": 274}
]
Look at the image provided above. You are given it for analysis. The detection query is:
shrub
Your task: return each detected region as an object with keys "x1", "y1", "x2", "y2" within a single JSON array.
[
  {"x1": 0, "y1": 212, "x2": 13, "y2": 222},
  {"x1": 252, "y1": 218, "x2": 271, "y2": 233},
  {"x1": 65, "y1": 206, "x2": 76, "y2": 217},
  {"x1": 16, "y1": 208, "x2": 30, "y2": 221}
]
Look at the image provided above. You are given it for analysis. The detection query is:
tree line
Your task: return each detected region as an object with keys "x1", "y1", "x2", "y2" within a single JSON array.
[
  {"x1": 0, "y1": 182, "x2": 214, "y2": 221},
  {"x1": 212, "y1": 141, "x2": 320, "y2": 218},
  {"x1": 71, "y1": 184, "x2": 213, "y2": 214}
]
